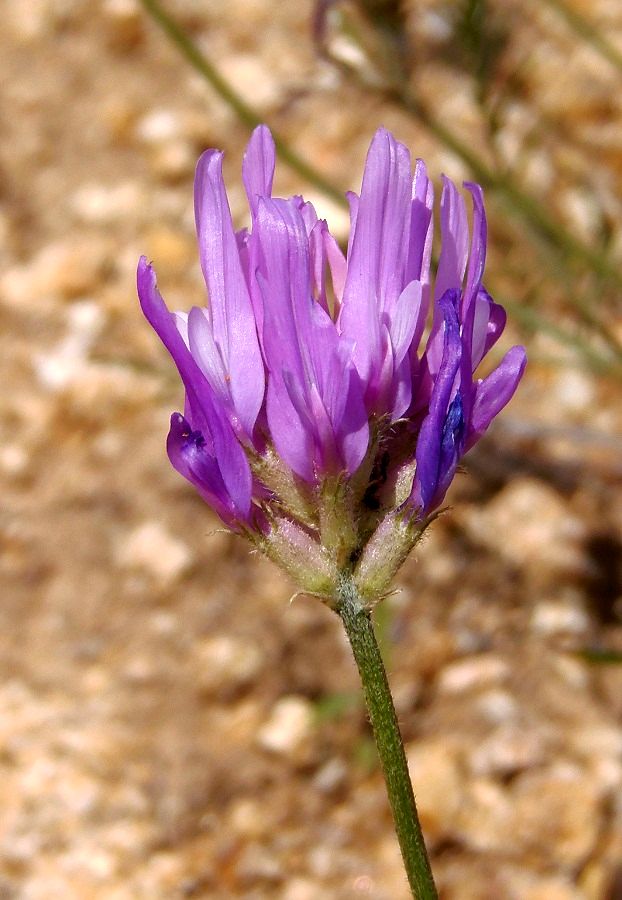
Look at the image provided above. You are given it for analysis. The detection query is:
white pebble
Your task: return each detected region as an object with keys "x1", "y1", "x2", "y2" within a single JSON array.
[
  {"x1": 257, "y1": 696, "x2": 314, "y2": 756},
  {"x1": 116, "y1": 521, "x2": 192, "y2": 585}
]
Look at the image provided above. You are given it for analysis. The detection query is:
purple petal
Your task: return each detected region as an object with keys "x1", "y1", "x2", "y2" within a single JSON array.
[
  {"x1": 425, "y1": 178, "x2": 469, "y2": 378},
  {"x1": 462, "y1": 182, "x2": 487, "y2": 317},
  {"x1": 411, "y1": 289, "x2": 462, "y2": 514},
  {"x1": 187, "y1": 306, "x2": 229, "y2": 403},
  {"x1": 324, "y1": 227, "x2": 347, "y2": 307},
  {"x1": 194, "y1": 150, "x2": 264, "y2": 438},
  {"x1": 256, "y1": 197, "x2": 368, "y2": 479},
  {"x1": 308, "y1": 219, "x2": 331, "y2": 315},
  {"x1": 388, "y1": 280, "x2": 424, "y2": 369},
  {"x1": 343, "y1": 128, "x2": 412, "y2": 314},
  {"x1": 138, "y1": 257, "x2": 210, "y2": 415},
  {"x1": 406, "y1": 159, "x2": 434, "y2": 288},
  {"x1": 137, "y1": 257, "x2": 253, "y2": 519},
  {"x1": 167, "y1": 413, "x2": 240, "y2": 529},
  {"x1": 471, "y1": 287, "x2": 507, "y2": 370},
  {"x1": 266, "y1": 376, "x2": 316, "y2": 482},
  {"x1": 242, "y1": 125, "x2": 275, "y2": 214},
  {"x1": 345, "y1": 190, "x2": 359, "y2": 261},
  {"x1": 467, "y1": 345, "x2": 527, "y2": 447},
  {"x1": 434, "y1": 176, "x2": 469, "y2": 302}
]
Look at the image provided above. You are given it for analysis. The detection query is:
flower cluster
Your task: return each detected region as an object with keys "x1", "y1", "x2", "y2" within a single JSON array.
[{"x1": 138, "y1": 127, "x2": 526, "y2": 604}]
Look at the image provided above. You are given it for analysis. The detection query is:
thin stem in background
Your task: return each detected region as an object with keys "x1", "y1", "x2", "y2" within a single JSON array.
[
  {"x1": 336, "y1": 576, "x2": 438, "y2": 900},
  {"x1": 387, "y1": 87, "x2": 622, "y2": 304},
  {"x1": 139, "y1": 0, "x2": 622, "y2": 377},
  {"x1": 322, "y1": 6, "x2": 622, "y2": 361},
  {"x1": 539, "y1": 0, "x2": 622, "y2": 75},
  {"x1": 138, "y1": 0, "x2": 348, "y2": 208}
]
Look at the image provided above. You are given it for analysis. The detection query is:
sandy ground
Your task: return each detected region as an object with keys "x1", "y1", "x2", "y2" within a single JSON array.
[{"x1": 1, "y1": 1, "x2": 622, "y2": 897}]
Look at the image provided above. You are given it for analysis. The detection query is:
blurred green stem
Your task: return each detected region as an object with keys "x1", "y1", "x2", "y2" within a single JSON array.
[
  {"x1": 138, "y1": 0, "x2": 347, "y2": 207},
  {"x1": 392, "y1": 87, "x2": 622, "y2": 300},
  {"x1": 539, "y1": 0, "x2": 622, "y2": 75},
  {"x1": 336, "y1": 575, "x2": 437, "y2": 900}
]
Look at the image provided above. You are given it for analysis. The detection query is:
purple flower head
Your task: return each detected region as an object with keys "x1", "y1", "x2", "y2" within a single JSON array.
[{"x1": 138, "y1": 126, "x2": 525, "y2": 599}]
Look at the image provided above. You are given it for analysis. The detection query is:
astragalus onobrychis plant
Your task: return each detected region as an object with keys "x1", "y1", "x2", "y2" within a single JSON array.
[{"x1": 138, "y1": 125, "x2": 525, "y2": 898}]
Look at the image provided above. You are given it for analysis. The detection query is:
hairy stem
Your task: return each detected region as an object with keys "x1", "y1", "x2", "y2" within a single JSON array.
[{"x1": 336, "y1": 576, "x2": 437, "y2": 899}]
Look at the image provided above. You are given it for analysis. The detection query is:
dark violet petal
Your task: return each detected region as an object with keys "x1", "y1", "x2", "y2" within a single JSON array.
[
  {"x1": 167, "y1": 413, "x2": 240, "y2": 529},
  {"x1": 436, "y1": 391, "x2": 465, "y2": 501},
  {"x1": 425, "y1": 179, "x2": 469, "y2": 379},
  {"x1": 471, "y1": 287, "x2": 507, "y2": 369},
  {"x1": 411, "y1": 289, "x2": 462, "y2": 514},
  {"x1": 467, "y1": 345, "x2": 527, "y2": 447},
  {"x1": 137, "y1": 258, "x2": 253, "y2": 520},
  {"x1": 242, "y1": 125, "x2": 275, "y2": 214},
  {"x1": 194, "y1": 151, "x2": 264, "y2": 439}
]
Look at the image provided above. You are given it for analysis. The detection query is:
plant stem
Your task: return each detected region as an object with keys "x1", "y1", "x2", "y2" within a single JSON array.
[
  {"x1": 539, "y1": 0, "x2": 622, "y2": 76},
  {"x1": 335, "y1": 576, "x2": 437, "y2": 899},
  {"x1": 138, "y1": 0, "x2": 347, "y2": 207}
]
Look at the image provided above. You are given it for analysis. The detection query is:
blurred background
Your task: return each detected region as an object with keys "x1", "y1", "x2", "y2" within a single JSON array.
[{"x1": 2, "y1": 0, "x2": 622, "y2": 897}]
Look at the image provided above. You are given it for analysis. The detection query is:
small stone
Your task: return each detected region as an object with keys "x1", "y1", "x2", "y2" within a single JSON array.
[
  {"x1": 551, "y1": 369, "x2": 595, "y2": 414},
  {"x1": 116, "y1": 521, "x2": 192, "y2": 586},
  {"x1": 102, "y1": 0, "x2": 143, "y2": 51},
  {"x1": 407, "y1": 739, "x2": 463, "y2": 844},
  {"x1": 525, "y1": 884, "x2": 582, "y2": 900},
  {"x1": 312, "y1": 757, "x2": 347, "y2": 794},
  {"x1": 512, "y1": 765, "x2": 603, "y2": 867},
  {"x1": 150, "y1": 141, "x2": 195, "y2": 183},
  {"x1": 235, "y1": 844, "x2": 283, "y2": 886},
  {"x1": 280, "y1": 877, "x2": 319, "y2": 900},
  {"x1": 257, "y1": 696, "x2": 314, "y2": 757},
  {"x1": 136, "y1": 108, "x2": 183, "y2": 146},
  {"x1": 70, "y1": 181, "x2": 145, "y2": 225},
  {"x1": 454, "y1": 778, "x2": 514, "y2": 853},
  {"x1": 35, "y1": 300, "x2": 106, "y2": 391},
  {"x1": 219, "y1": 54, "x2": 282, "y2": 111},
  {"x1": 437, "y1": 655, "x2": 510, "y2": 695},
  {"x1": 0, "y1": 444, "x2": 29, "y2": 476},
  {"x1": 467, "y1": 724, "x2": 547, "y2": 777},
  {"x1": 1, "y1": 238, "x2": 110, "y2": 307},
  {"x1": 229, "y1": 798, "x2": 269, "y2": 839},
  {"x1": 475, "y1": 689, "x2": 519, "y2": 724},
  {"x1": 144, "y1": 227, "x2": 195, "y2": 275},
  {"x1": 531, "y1": 600, "x2": 590, "y2": 636},
  {"x1": 462, "y1": 478, "x2": 586, "y2": 574},
  {"x1": 194, "y1": 636, "x2": 264, "y2": 696},
  {"x1": 568, "y1": 724, "x2": 622, "y2": 761}
]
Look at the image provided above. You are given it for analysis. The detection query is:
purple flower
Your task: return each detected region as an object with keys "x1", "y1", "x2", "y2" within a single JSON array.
[{"x1": 138, "y1": 125, "x2": 525, "y2": 596}]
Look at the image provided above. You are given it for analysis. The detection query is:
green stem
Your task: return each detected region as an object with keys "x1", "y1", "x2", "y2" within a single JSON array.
[
  {"x1": 138, "y1": 0, "x2": 347, "y2": 207},
  {"x1": 335, "y1": 576, "x2": 437, "y2": 899},
  {"x1": 539, "y1": 0, "x2": 622, "y2": 75}
]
